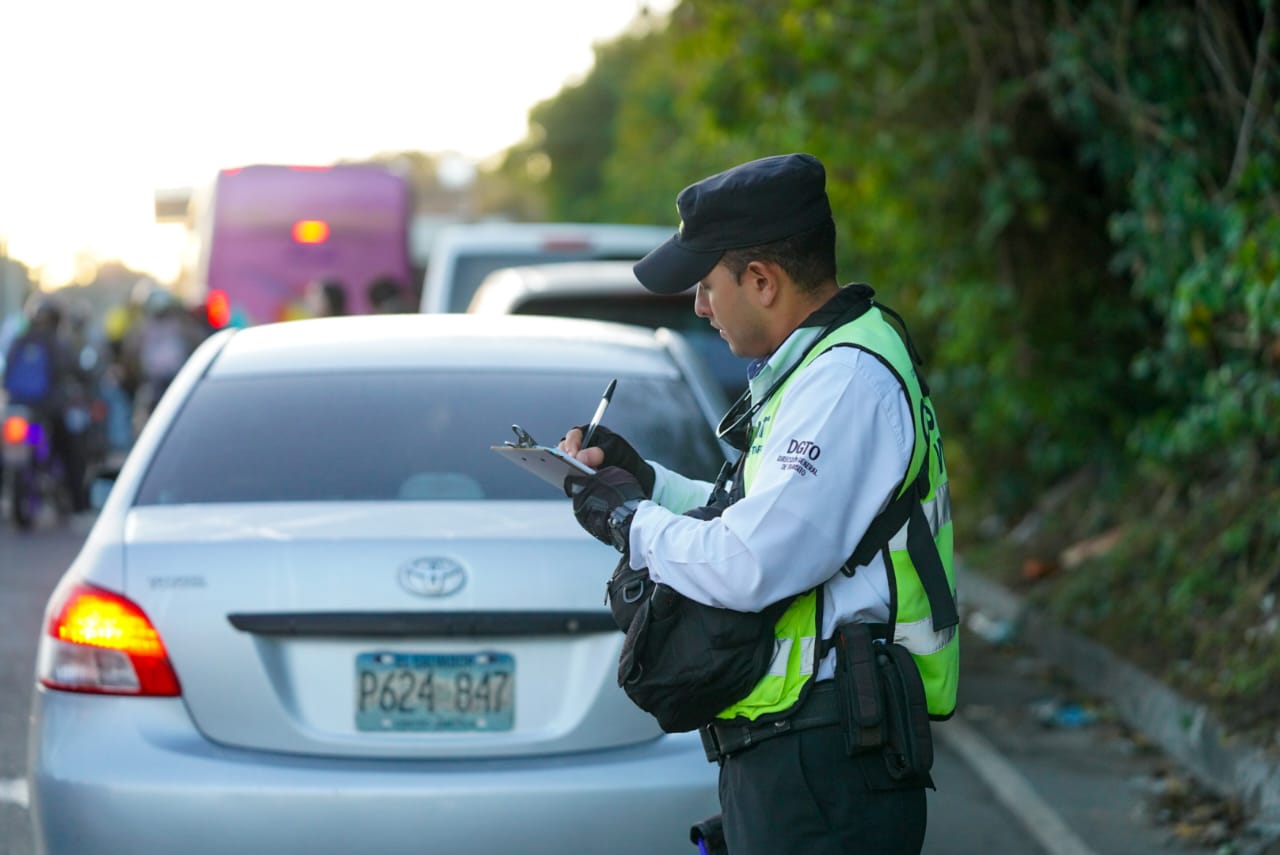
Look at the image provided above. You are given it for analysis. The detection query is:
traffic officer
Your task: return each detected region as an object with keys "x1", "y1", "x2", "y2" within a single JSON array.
[{"x1": 559, "y1": 153, "x2": 956, "y2": 855}]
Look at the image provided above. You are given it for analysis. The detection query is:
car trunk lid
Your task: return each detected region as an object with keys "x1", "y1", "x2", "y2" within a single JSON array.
[{"x1": 120, "y1": 502, "x2": 659, "y2": 758}]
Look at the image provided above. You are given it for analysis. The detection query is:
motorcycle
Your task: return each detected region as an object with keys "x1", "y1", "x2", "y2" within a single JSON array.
[{"x1": 1, "y1": 404, "x2": 70, "y2": 530}]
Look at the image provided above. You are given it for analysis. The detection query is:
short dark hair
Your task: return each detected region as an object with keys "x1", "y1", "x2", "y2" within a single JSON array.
[{"x1": 719, "y1": 218, "x2": 836, "y2": 292}]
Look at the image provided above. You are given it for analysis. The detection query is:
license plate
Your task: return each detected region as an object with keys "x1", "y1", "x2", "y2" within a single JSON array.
[{"x1": 355, "y1": 651, "x2": 515, "y2": 732}]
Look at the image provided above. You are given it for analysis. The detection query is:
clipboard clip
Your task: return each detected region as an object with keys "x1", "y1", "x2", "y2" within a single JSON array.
[{"x1": 505, "y1": 424, "x2": 539, "y2": 449}]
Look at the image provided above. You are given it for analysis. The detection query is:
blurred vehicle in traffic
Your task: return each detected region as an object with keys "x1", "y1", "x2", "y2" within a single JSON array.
[
  {"x1": 419, "y1": 221, "x2": 671, "y2": 314},
  {"x1": 469, "y1": 260, "x2": 751, "y2": 401},
  {"x1": 29, "y1": 313, "x2": 730, "y2": 855},
  {"x1": 169, "y1": 163, "x2": 414, "y2": 329}
]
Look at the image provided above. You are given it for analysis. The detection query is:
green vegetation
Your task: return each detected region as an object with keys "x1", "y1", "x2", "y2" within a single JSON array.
[{"x1": 499, "y1": 0, "x2": 1280, "y2": 741}]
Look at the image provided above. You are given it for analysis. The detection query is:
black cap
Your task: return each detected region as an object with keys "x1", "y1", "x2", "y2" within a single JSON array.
[{"x1": 634, "y1": 153, "x2": 832, "y2": 295}]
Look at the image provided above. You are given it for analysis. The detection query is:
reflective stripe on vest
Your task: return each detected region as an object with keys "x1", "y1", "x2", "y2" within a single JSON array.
[{"x1": 716, "y1": 305, "x2": 958, "y2": 722}]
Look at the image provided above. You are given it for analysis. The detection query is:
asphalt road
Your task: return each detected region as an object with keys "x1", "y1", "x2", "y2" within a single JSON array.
[{"x1": 0, "y1": 516, "x2": 1212, "y2": 854}]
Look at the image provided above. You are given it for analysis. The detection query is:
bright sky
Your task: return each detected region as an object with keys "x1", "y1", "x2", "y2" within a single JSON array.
[{"x1": 0, "y1": 0, "x2": 668, "y2": 288}]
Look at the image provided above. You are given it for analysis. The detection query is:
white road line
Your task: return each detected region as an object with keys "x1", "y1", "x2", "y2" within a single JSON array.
[
  {"x1": 939, "y1": 718, "x2": 1098, "y2": 855},
  {"x1": 0, "y1": 777, "x2": 29, "y2": 809}
]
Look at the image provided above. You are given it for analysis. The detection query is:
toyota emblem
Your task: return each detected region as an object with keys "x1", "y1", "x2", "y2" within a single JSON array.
[{"x1": 398, "y1": 557, "x2": 467, "y2": 598}]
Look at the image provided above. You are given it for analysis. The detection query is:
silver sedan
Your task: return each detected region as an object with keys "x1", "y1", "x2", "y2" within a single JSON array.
[{"x1": 28, "y1": 314, "x2": 729, "y2": 855}]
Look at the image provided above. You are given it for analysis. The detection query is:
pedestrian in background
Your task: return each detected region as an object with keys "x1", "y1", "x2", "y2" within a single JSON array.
[
  {"x1": 305, "y1": 277, "x2": 349, "y2": 317},
  {"x1": 121, "y1": 287, "x2": 204, "y2": 436},
  {"x1": 366, "y1": 275, "x2": 410, "y2": 313}
]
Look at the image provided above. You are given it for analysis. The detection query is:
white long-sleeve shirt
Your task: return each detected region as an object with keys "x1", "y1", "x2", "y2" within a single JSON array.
[{"x1": 626, "y1": 313, "x2": 914, "y2": 680}]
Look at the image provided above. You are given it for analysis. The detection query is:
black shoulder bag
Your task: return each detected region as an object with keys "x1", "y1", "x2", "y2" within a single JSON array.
[{"x1": 606, "y1": 495, "x2": 793, "y2": 734}]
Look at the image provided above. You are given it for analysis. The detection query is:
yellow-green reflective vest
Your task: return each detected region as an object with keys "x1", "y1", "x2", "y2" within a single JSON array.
[{"x1": 716, "y1": 306, "x2": 958, "y2": 722}]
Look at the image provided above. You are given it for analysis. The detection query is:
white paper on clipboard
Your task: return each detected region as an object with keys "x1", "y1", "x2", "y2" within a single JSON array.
[{"x1": 491, "y1": 425, "x2": 596, "y2": 490}]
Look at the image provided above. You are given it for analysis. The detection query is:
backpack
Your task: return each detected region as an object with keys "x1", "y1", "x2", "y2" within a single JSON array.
[{"x1": 4, "y1": 337, "x2": 53, "y2": 403}]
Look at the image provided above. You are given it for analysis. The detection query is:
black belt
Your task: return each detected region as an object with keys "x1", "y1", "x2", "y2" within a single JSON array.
[{"x1": 701, "y1": 681, "x2": 842, "y2": 761}]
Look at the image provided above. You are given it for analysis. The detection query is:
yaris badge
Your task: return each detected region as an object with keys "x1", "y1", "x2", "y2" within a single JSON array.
[{"x1": 398, "y1": 557, "x2": 466, "y2": 598}]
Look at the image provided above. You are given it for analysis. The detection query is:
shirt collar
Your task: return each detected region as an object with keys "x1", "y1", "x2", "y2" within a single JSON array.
[{"x1": 746, "y1": 283, "x2": 875, "y2": 396}]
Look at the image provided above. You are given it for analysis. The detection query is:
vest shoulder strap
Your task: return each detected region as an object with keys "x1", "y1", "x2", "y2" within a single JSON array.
[{"x1": 813, "y1": 332, "x2": 958, "y2": 634}]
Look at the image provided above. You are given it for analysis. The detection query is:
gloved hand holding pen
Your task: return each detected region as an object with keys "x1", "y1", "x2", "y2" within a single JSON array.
[{"x1": 559, "y1": 424, "x2": 655, "y2": 498}]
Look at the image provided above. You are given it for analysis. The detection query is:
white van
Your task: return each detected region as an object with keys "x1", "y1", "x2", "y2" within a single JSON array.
[{"x1": 419, "y1": 222, "x2": 672, "y2": 313}]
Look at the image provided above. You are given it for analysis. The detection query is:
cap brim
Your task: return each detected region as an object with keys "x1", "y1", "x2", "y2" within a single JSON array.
[{"x1": 633, "y1": 236, "x2": 722, "y2": 295}]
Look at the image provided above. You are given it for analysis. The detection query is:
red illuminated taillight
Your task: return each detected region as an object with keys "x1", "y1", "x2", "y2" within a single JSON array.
[
  {"x1": 206, "y1": 289, "x2": 231, "y2": 329},
  {"x1": 38, "y1": 583, "x2": 181, "y2": 696},
  {"x1": 2, "y1": 415, "x2": 28, "y2": 445},
  {"x1": 292, "y1": 220, "x2": 330, "y2": 244}
]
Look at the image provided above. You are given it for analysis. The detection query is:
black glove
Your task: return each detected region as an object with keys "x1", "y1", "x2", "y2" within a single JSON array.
[
  {"x1": 571, "y1": 424, "x2": 655, "y2": 498},
  {"x1": 565, "y1": 466, "x2": 646, "y2": 551}
]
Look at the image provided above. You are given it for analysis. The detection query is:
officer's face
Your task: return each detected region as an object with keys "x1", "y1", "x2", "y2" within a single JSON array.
[{"x1": 695, "y1": 263, "x2": 769, "y2": 359}]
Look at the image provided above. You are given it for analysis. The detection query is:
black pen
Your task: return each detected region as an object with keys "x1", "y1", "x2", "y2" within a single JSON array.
[{"x1": 581, "y1": 379, "x2": 617, "y2": 448}]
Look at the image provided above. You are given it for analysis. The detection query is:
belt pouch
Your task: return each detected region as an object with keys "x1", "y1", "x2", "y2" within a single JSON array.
[
  {"x1": 876, "y1": 642, "x2": 934, "y2": 780},
  {"x1": 833, "y1": 622, "x2": 885, "y2": 754}
]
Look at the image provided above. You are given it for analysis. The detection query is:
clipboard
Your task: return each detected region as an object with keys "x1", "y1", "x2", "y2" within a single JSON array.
[{"x1": 491, "y1": 425, "x2": 596, "y2": 490}]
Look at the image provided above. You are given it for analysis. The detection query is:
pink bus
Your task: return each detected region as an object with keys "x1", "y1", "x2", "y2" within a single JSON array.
[{"x1": 182, "y1": 164, "x2": 413, "y2": 328}]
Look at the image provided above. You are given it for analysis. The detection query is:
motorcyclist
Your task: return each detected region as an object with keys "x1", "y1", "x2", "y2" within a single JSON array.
[
  {"x1": 120, "y1": 286, "x2": 203, "y2": 436},
  {"x1": 60, "y1": 297, "x2": 110, "y2": 491},
  {"x1": 99, "y1": 301, "x2": 139, "y2": 455},
  {"x1": 2, "y1": 294, "x2": 85, "y2": 511}
]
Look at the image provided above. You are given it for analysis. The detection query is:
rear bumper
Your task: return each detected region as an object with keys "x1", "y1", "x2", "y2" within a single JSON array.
[{"x1": 29, "y1": 688, "x2": 719, "y2": 855}]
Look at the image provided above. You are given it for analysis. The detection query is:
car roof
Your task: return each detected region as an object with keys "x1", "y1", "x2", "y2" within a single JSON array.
[
  {"x1": 420, "y1": 223, "x2": 675, "y2": 313},
  {"x1": 468, "y1": 261, "x2": 687, "y2": 313},
  {"x1": 429, "y1": 222, "x2": 672, "y2": 251},
  {"x1": 205, "y1": 313, "x2": 682, "y2": 378}
]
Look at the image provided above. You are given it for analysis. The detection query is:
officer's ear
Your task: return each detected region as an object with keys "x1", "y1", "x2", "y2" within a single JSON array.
[{"x1": 742, "y1": 260, "x2": 780, "y2": 307}]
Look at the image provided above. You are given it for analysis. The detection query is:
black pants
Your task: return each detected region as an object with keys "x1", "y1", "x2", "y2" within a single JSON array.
[{"x1": 718, "y1": 722, "x2": 927, "y2": 855}]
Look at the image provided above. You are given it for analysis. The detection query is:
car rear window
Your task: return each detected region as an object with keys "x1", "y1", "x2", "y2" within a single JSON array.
[
  {"x1": 134, "y1": 371, "x2": 724, "y2": 505},
  {"x1": 449, "y1": 252, "x2": 647, "y2": 312},
  {"x1": 515, "y1": 296, "x2": 751, "y2": 401},
  {"x1": 516, "y1": 295, "x2": 697, "y2": 330}
]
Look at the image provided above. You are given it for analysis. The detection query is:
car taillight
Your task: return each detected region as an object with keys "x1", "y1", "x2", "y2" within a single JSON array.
[
  {"x1": 207, "y1": 289, "x2": 231, "y2": 329},
  {"x1": 38, "y1": 583, "x2": 181, "y2": 696},
  {"x1": 2, "y1": 415, "x2": 28, "y2": 445}
]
